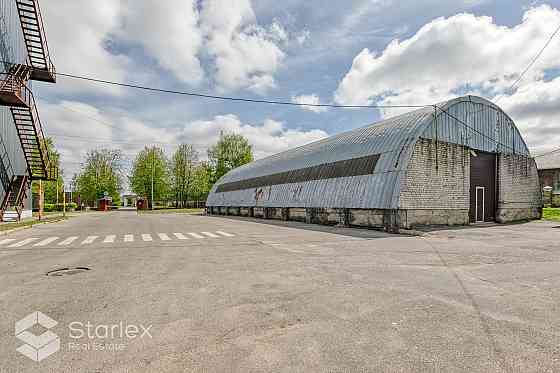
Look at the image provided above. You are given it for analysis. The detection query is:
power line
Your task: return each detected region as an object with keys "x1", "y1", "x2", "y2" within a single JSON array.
[
  {"x1": 434, "y1": 105, "x2": 518, "y2": 153},
  {"x1": 534, "y1": 147, "x2": 560, "y2": 158},
  {"x1": 49, "y1": 133, "x2": 202, "y2": 146},
  {"x1": 495, "y1": 23, "x2": 560, "y2": 103},
  {"x1": 54, "y1": 71, "x2": 428, "y2": 110}
]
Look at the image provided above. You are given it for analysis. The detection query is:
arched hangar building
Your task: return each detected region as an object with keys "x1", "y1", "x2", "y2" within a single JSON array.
[{"x1": 207, "y1": 96, "x2": 542, "y2": 231}]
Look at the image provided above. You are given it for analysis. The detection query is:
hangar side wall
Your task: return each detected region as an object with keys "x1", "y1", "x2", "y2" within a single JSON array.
[
  {"x1": 497, "y1": 154, "x2": 542, "y2": 222},
  {"x1": 398, "y1": 138, "x2": 470, "y2": 228}
]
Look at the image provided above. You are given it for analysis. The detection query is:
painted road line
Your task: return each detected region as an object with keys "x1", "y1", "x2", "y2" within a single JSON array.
[
  {"x1": 201, "y1": 232, "x2": 220, "y2": 238},
  {"x1": 216, "y1": 231, "x2": 235, "y2": 237},
  {"x1": 103, "y1": 235, "x2": 116, "y2": 243},
  {"x1": 58, "y1": 236, "x2": 78, "y2": 246},
  {"x1": 81, "y1": 236, "x2": 99, "y2": 245},
  {"x1": 142, "y1": 234, "x2": 153, "y2": 242},
  {"x1": 188, "y1": 233, "x2": 205, "y2": 239},
  {"x1": 0, "y1": 238, "x2": 16, "y2": 246},
  {"x1": 173, "y1": 233, "x2": 189, "y2": 240},
  {"x1": 158, "y1": 233, "x2": 171, "y2": 241},
  {"x1": 8, "y1": 238, "x2": 39, "y2": 247},
  {"x1": 34, "y1": 237, "x2": 59, "y2": 247},
  {"x1": 124, "y1": 234, "x2": 134, "y2": 242}
]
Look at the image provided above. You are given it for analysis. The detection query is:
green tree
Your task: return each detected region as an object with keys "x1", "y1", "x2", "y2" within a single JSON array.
[
  {"x1": 190, "y1": 162, "x2": 212, "y2": 201},
  {"x1": 208, "y1": 133, "x2": 253, "y2": 183},
  {"x1": 170, "y1": 144, "x2": 198, "y2": 207},
  {"x1": 129, "y1": 146, "x2": 169, "y2": 207},
  {"x1": 75, "y1": 149, "x2": 124, "y2": 206},
  {"x1": 43, "y1": 138, "x2": 63, "y2": 203},
  {"x1": 32, "y1": 137, "x2": 63, "y2": 204}
]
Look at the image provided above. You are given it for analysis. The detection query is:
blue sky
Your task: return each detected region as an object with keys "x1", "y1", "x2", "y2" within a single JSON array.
[{"x1": 34, "y1": 0, "x2": 560, "y2": 180}]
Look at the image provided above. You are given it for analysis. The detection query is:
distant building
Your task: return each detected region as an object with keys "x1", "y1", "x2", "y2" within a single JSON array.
[
  {"x1": 536, "y1": 152, "x2": 560, "y2": 207},
  {"x1": 207, "y1": 96, "x2": 542, "y2": 231},
  {"x1": 0, "y1": 0, "x2": 57, "y2": 221}
]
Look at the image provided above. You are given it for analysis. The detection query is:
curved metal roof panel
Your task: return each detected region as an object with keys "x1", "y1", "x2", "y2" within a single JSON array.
[{"x1": 207, "y1": 96, "x2": 532, "y2": 209}]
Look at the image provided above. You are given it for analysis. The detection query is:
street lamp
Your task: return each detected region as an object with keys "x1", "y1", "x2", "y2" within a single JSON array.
[{"x1": 543, "y1": 186, "x2": 553, "y2": 207}]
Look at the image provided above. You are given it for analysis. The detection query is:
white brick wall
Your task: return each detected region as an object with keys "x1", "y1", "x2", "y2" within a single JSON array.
[
  {"x1": 400, "y1": 138, "x2": 470, "y2": 210},
  {"x1": 497, "y1": 154, "x2": 542, "y2": 222}
]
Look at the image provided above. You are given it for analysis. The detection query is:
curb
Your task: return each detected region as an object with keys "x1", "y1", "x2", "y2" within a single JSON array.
[{"x1": 0, "y1": 217, "x2": 68, "y2": 236}]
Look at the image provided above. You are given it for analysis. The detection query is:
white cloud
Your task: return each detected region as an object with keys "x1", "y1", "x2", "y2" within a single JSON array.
[
  {"x1": 179, "y1": 114, "x2": 328, "y2": 159},
  {"x1": 200, "y1": 0, "x2": 286, "y2": 93},
  {"x1": 42, "y1": 101, "x2": 328, "y2": 182},
  {"x1": 118, "y1": 0, "x2": 204, "y2": 85},
  {"x1": 333, "y1": 5, "x2": 560, "y2": 150},
  {"x1": 334, "y1": 5, "x2": 560, "y2": 105},
  {"x1": 42, "y1": 0, "x2": 291, "y2": 95},
  {"x1": 499, "y1": 77, "x2": 560, "y2": 154},
  {"x1": 291, "y1": 94, "x2": 328, "y2": 113},
  {"x1": 41, "y1": 0, "x2": 129, "y2": 95}
]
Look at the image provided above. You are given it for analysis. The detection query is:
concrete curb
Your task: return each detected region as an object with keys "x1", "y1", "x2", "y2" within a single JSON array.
[
  {"x1": 0, "y1": 217, "x2": 68, "y2": 236},
  {"x1": 398, "y1": 229, "x2": 427, "y2": 237}
]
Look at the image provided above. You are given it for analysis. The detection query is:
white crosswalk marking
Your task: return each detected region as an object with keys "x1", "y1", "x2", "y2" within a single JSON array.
[
  {"x1": 34, "y1": 237, "x2": 59, "y2": 247},
  {"x1": 81, "y1": 236, "x2": 98, "y2": 245},
  {"x1": 124, "y1": 234, "x2": 134, "y2": 242},
  {"x1": 142, "y1": 234, "x2": 153, "y2": 241},
  {"x1": 173, "y1": 233, "x2": 189, "y2": 240},
  {"x1": 157, "y1": 233, "x2": 171, "y2": 241},
  {"x1": 103, "y1": 235, "x2": 116, "y2": 243},
  {"x1": 58, "y1": 236, "x2": 78, "y2": 246},
  {"x1": 188, "y1": 232, "x2": 205, "y2": 239},
  {"x1": 201, "y1": 231, "x2": 219, "y2": 238},
  {"x1": 8, "y1": 238, "x2": 39, "y2": 247},
  {"x1": 216, "y1": 231, "x2": 235, "y2": 237},
  {"x1": 0, "y1": 238, "x2": 16, "y2": 246}
]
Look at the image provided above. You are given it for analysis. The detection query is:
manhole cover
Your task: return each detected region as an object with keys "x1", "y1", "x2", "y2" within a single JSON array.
[
  {"x1": 46, "y1": 267, "x2": 91, "y2": 277},
  {"x1": 553, "y1": 226, "x2": 560, "y2": 229}
]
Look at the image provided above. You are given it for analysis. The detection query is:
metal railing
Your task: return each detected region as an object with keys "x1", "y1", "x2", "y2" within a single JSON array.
[{"x1": 16, "y1": 0, "x2": 56, "y2": 81}]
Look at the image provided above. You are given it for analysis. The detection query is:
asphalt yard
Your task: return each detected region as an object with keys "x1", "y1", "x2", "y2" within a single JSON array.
[{"x1": 1, "y1": 211, "x2": 559, "y2": 372}]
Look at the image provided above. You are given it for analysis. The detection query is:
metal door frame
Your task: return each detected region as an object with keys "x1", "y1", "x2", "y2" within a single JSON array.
[{"x1": 475, "y1": 186, "x2": 485, "y2": 223}]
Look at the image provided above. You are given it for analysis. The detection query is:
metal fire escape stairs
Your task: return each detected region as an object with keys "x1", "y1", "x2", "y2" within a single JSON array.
[
  {"x1": 0, "y1": 174, "x2": 29, "y2": 222},
  {"x1": 15, "y1": 0, "x2": 56, "y2": 83},
  {"x1": 0, "y1": 0, "x2": 57, "y2": 221}
]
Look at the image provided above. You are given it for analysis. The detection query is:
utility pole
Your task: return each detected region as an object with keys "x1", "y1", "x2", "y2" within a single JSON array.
[
  {"x1": 62, "y1": 183, "x2": 66, "y2": 217},
  {"x1": 151, "y1": 147, "x2": 155, "y2": 211},
  {"x1": 38, "y1": 179, "x2": 44, "y2": 221}
]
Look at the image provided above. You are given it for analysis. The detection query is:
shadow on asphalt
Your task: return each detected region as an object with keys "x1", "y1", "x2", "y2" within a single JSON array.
[
  {"x1": 204, "y1": 214, "x2": 396, "y2": 239},
  {"x1": 413, "y1": 219, "x2": 543, "y2": 233}
]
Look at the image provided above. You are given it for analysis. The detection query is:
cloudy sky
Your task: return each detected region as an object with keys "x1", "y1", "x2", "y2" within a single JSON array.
[{"x1": 35, "y1": 0, "x2": 560, "y2": 185}]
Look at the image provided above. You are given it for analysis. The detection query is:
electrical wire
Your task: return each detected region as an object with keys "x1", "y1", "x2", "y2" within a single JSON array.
[
  {"x1": 534, "y1": 147, "x2": 560, "y2": 158},
  {"x1": 49, "y1": 133, "x2": 204, "y2": 146},
  {"x1": 495, "y1": 23, "x2": 560, "y2": 103},
  {"x1": 434, "y1": 105, "x2": 519, "y2": 154},
  {"x1": 52, "y1": 71, "x2": 428, "y2": 110}
]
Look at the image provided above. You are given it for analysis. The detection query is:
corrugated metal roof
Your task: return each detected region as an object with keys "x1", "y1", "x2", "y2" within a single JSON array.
[
  {"x1": 535, "y1": 152, "x2": 560, "y2": 170},
  {"x1": 207, "y1": 95, "x2": 532, "y2": 209}
]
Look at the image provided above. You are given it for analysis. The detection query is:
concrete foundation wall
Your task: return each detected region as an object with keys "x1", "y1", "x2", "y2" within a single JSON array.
[
  {"x1": 254, "y1": 207, "x2": 265, "y2": 218},
  {"x1": 401, "y1": 209, "x2": 470, "y2": 228},
  {"x1": 348, "y1": 209, "x2": 385, "y2": 228},
  {"x1": 288, "y1": 208, "x2": 306, "y2": 222},
  {"x1": 497, "y1": 154, "x2": 542, "y2": 222}
]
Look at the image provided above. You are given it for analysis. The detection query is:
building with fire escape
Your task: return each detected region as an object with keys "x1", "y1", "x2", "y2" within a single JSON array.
[{"x1": 0, "y1": 0, "x2": 56, "y2": 221}]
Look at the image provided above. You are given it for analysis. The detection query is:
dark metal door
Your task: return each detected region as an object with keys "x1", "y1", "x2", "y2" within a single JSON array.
[{"x1": 470, "y1": 152, "x2": 496, "y2": 223}]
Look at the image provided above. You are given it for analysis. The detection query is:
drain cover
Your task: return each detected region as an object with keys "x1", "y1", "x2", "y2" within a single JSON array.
[{"x1": 46, "y1": 267, "x2": 91, "y2": 277}]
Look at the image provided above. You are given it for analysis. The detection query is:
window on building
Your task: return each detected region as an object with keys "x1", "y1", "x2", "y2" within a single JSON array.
[{"x1": 216, "y1": 154, "x2": 380, "y2": 193}]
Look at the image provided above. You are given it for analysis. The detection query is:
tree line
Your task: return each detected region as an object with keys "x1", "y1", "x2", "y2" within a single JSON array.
[{"x1": 63, "y1": 133, "x2": 253, "y2": 207}]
